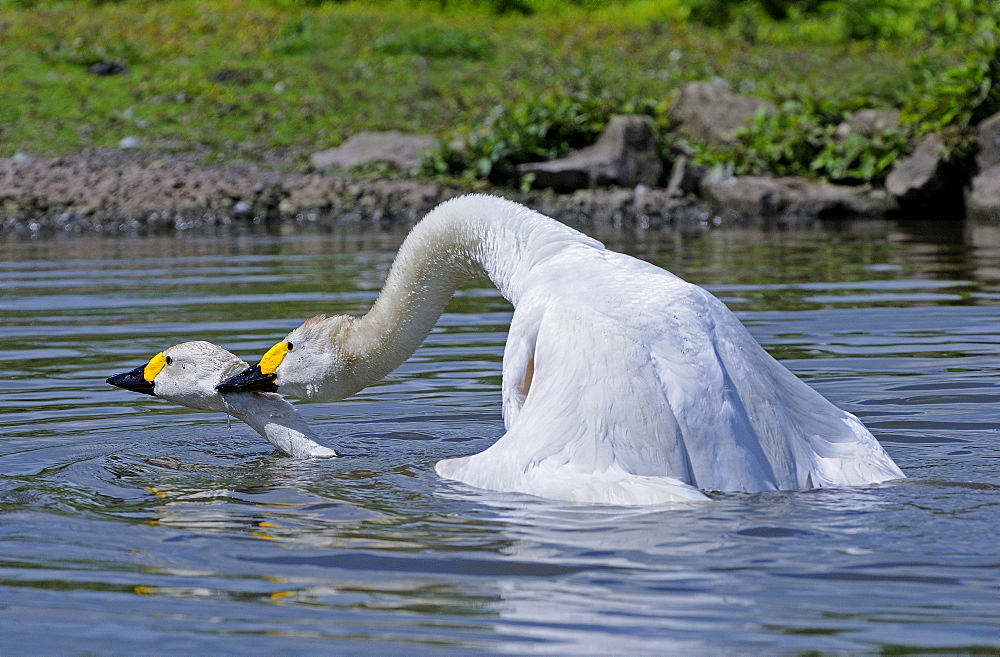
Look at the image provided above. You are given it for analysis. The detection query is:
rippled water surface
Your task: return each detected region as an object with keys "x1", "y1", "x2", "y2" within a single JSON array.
[{"x1": 2, "y1": 219, "x2": 999, "y2": 654}]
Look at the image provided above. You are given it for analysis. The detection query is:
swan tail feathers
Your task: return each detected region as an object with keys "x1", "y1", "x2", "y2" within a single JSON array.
[{"x1": 802, "y1": 416, "x2": 905, "y2": 488}]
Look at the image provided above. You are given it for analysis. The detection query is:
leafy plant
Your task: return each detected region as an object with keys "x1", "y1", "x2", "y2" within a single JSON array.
[
  {"x1": 811, "y1": 132, "x2": 908, "y2": 182},
  {"x1": 697, "y1": 100, "x2": 910, "y2": 184},
  {"x1": 902, "y1": 36, "x2": 1000, "y2": 133},
  {"x1": 424, "y1": 88, "x2": 614, "y2": 184}
]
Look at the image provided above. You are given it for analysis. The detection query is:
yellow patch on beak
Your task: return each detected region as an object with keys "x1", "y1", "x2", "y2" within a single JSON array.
[
  {"x1": 259, "y1": 341, "x2": 291, "y2": 376},
  {"x1": 143, "y1": 352, "x2": 168, "y2": 382}
]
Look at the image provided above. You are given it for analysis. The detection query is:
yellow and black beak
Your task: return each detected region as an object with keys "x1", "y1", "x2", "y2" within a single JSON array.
[
  {"x1": 106, "y1": 364, "x2": 156, "y2": 396},
  {"x1": 216, "y1": 340, "x2": 289, "y2": 393},
  {"x1": 107, "y1": 351, "x2": 168, "y2": 397},
  {"x1": 215, "y1": 362, "x2": 278, "y2": 393}
]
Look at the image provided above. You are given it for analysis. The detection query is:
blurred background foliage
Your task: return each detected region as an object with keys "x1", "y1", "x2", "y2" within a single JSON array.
[{"x1": 1, "y1": 0, "x2": 997, "y2": 186}]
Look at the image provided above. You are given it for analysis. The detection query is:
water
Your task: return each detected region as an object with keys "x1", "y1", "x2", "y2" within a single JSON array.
[{"x1": 2, "y1": 219, "x2": 999, "y2": 654}]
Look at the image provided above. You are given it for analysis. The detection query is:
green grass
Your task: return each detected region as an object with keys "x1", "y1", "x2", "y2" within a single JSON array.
[{"x1": 0, "y1": 0, "x2": 994, "y2": 180}]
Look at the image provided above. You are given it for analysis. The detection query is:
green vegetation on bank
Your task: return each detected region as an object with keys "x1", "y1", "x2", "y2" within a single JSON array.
[{"x1": 1, "y1": 0, "x2": 998, "y2": 187}]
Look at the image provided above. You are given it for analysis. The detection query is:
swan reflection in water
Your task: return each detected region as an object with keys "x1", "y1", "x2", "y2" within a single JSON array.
[{"x1": 118, "y1": 444, "x2": 901, "y2": 655}]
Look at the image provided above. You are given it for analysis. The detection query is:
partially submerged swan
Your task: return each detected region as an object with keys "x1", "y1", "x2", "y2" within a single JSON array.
[
  {"x1": 107, "y1": 341, "x2": 336, "y2": 458},
  {"x1": 218, "y1": 194, "x2": 904, "y2": 504}
]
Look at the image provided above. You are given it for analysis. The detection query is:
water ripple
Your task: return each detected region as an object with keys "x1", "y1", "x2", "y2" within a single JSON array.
[{"x1": 1, "y1": 226, "x2": 999, "y2": 654}]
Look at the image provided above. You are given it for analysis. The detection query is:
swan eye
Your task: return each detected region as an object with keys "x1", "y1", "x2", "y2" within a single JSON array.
[
  {"x1": 165, "y1": 356, "x2": 173, "y2": 365},
  {"x1": 286, "y1": 342, "x2": 294, "y2": 351}
]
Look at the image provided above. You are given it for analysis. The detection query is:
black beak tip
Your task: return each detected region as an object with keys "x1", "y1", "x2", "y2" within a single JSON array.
[
  {"x1": 106, "y1": 366, "x2": 156, "y2": 397},
  {"x1": 216, "y1": 364, "x2": 278, "y2": 394}
]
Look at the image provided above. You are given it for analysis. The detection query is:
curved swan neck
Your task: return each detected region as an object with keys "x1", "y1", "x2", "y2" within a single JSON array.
[{"x1": 342, "y1": 195, "x2": 602, "y2": 386}]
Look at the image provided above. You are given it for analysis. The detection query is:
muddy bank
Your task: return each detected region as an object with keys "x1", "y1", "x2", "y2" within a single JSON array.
[{"x1": 1, "y1": 149, "x2": 877, "y2": 236}]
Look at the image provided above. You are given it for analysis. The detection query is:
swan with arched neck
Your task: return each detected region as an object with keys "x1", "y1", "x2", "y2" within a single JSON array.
[{"x1": 218, "y1": 195, "x2": 903, "y2": 504}]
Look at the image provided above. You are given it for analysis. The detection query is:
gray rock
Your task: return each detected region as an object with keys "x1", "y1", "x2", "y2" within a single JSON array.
[
  {"x1": 669, "y1": 81, "x2": 776, "y2": 147},
  {"x1": 118, "y1": 136, "x2": 140, "y2": 149},
  {"x1": 834, "y1": 108, "x2": 900, "y2": 140},
  {"x1": 311, "y1": 131, "x2": 437, "y2": 172},
  {"x1": 885, "y1": 133, "x2": 961, "y2": 210},
  {"x1": 700, "y1": 174, "x2": 896, "y2": 221},
  {"x1": 975, "y1": 112, "x2": 1000, "y2": 172},
  {"x1": 966, "y1": 165, "x2": 1000, "y2": 223},
  {"x1": 517, "y1": 115, "x2": 662, "y2": 192}
]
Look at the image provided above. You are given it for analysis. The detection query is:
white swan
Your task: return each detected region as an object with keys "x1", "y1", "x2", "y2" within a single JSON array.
[
  {"x1": 217, "y1": 194, "x2": 904, "y2": 504},
  {"x1": 107, "y1": 341, "x2": 336, "y2": 458}
]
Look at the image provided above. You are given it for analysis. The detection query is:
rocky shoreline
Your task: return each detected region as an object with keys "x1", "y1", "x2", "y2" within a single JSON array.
[
  {"x1": 0, "y1": 149, "x2": 720, "y2": 236},
  {"x1": 0, "y1": 147, "x2": 905, "y2": 237}
]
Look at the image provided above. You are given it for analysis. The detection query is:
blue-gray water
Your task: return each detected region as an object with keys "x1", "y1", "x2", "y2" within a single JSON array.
[{"x1": 2, "y1": 219, "x2": 999, "y2": 654}]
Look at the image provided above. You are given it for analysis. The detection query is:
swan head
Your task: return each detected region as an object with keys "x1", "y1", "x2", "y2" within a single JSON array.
[
  {"x1": 107, "y1": 340, "x2": 249, "y2": 412},
  {"x1": 216, "y1": 314, "x2": 357, "y2": 401}
]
